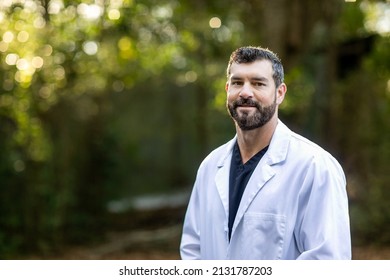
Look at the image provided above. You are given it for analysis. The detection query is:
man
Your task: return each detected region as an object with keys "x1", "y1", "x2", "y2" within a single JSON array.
[{"x1": 180, "y1": 46, "x2": 351, "y2": 259}]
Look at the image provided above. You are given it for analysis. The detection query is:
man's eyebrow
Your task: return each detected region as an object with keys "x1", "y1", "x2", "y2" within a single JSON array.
[
  {"x1": 230, "y1": 75, "x2": 269, "y2": 82},
  {"x1": 251, "y1": 76, "x2": 269, "y2": 82}
]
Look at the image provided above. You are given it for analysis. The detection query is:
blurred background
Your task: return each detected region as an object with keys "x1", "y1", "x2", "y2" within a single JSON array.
[{"x1": 0, "y1": 0, "x2": 389, "y2": 260}]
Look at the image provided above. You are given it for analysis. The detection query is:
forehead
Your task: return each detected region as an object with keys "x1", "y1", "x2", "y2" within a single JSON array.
[{"x1": 229, "y1": 59, "x2": 273, "y2": 79}]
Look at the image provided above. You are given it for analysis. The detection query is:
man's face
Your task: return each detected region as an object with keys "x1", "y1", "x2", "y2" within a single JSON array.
[{"x1": 226, "y1": 60, "x2": 284, "y2": 131}]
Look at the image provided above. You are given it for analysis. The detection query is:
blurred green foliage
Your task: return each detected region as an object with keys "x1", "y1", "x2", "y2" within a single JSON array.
[{"x1": 0, "y1": 0, "x2": 389, "y2": 257}]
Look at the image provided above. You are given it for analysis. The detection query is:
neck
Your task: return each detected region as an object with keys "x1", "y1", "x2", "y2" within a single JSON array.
[{"x1": 236, "y1": 117, "x2": 278, "y2": 163}]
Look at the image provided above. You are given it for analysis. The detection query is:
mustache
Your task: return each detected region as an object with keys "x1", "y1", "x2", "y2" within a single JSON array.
[{"x1": 232, "y1": 98, "x2": 260, "y2": 108}]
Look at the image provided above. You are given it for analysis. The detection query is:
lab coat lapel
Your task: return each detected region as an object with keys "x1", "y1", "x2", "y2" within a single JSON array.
[
  {"x1": 231, "y1": 162, "x2": 275, "y2": 236},
  {"x1": 231, "y1": 121, "x2": 291, "y2": 237},
  {"x1": 214, "y1": 138, "x2": 236, "y2": 225}
]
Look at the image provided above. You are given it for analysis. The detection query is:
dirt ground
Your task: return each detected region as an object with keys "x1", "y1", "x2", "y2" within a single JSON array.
[
  {"x1": 21, "y1": 208, "x2": 390, "y2": 260},
  {"x1": 92, "y1": 246, "x2": 390, "y2": 260},
  {"x1": 30, "y1": 226, "x2": 390, "y2": 260},
  {"x1": 46, "y1": 245, "x2": 390, "y2": 260},
  {"x1": 351, "y1": 246, "x2": 390, "y2": 260}
]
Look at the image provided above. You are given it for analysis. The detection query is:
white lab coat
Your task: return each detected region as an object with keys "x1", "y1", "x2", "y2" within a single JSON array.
[{"x1": 180, "y1": 120, "x2": 351, "y2": 259}]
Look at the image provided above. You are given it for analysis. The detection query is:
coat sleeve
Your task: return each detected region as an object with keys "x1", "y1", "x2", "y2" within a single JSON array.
[
  {"x1": 180, "y1": 179, "x2": 202, "y2": 259},
  {"x1": 295, "y1": 154, "x2": 351, "y2": 259}
]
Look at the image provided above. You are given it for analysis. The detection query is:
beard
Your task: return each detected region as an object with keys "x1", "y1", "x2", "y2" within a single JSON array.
[{"x1": 227, "y1": 96, "x2": 277, "y2": 131}]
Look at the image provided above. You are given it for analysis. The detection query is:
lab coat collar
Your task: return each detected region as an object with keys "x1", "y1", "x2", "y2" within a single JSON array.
[
  {"x1": 265, "y1": 120, "x2": 291, "y2": 165},
  {"x1": 216, "y1": 137, "x2": 236, "y2": 168},
  {"x1": 217, "y1": 119, "x2": 291, "y2": 168}
]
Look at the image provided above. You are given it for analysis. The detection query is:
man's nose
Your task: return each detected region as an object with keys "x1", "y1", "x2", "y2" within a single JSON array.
[{"x1": 239, "y1": 82, "x2": 253, "y2": 99}]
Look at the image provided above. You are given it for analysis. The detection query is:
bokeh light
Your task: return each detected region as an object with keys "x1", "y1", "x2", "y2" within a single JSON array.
[{"x1": 209, "y1": 17, "x2": 222, "y2": 29}]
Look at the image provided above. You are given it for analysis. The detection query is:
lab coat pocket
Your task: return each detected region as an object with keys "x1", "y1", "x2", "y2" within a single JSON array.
[{"x1": 240, "y1": 213, "x2": 286, "y2": 259}]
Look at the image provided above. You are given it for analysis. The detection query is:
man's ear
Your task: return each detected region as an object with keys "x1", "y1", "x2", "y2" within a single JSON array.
[
  {"x1": 225, "y1": 82, "x2": 229, "y2": 92},
  {"x1": 276, "y1": 83, "x2": 287, "y2": 105}
]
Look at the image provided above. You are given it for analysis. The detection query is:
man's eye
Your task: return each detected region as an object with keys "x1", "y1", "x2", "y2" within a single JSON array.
[{"x1": 254, "y1": 82, "x2": 265, "y2": 87}]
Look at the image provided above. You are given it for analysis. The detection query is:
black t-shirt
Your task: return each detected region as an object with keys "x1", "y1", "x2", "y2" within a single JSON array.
[{"x1": 228, "y1": 141, "x2": 268, "y2": 240}]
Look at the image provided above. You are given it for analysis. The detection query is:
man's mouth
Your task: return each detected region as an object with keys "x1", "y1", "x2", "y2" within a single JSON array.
[
  {"x1": 234, "y1": 98, "x2": 258, "y2": 108},
  {"x1": 236, "y1": 103, "x2": 257, "y2": 110}
]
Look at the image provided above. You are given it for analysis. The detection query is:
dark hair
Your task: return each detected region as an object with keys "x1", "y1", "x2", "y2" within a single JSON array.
[{"x1": 226, "y1": 46, "x2": 284, "y2": 87}]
